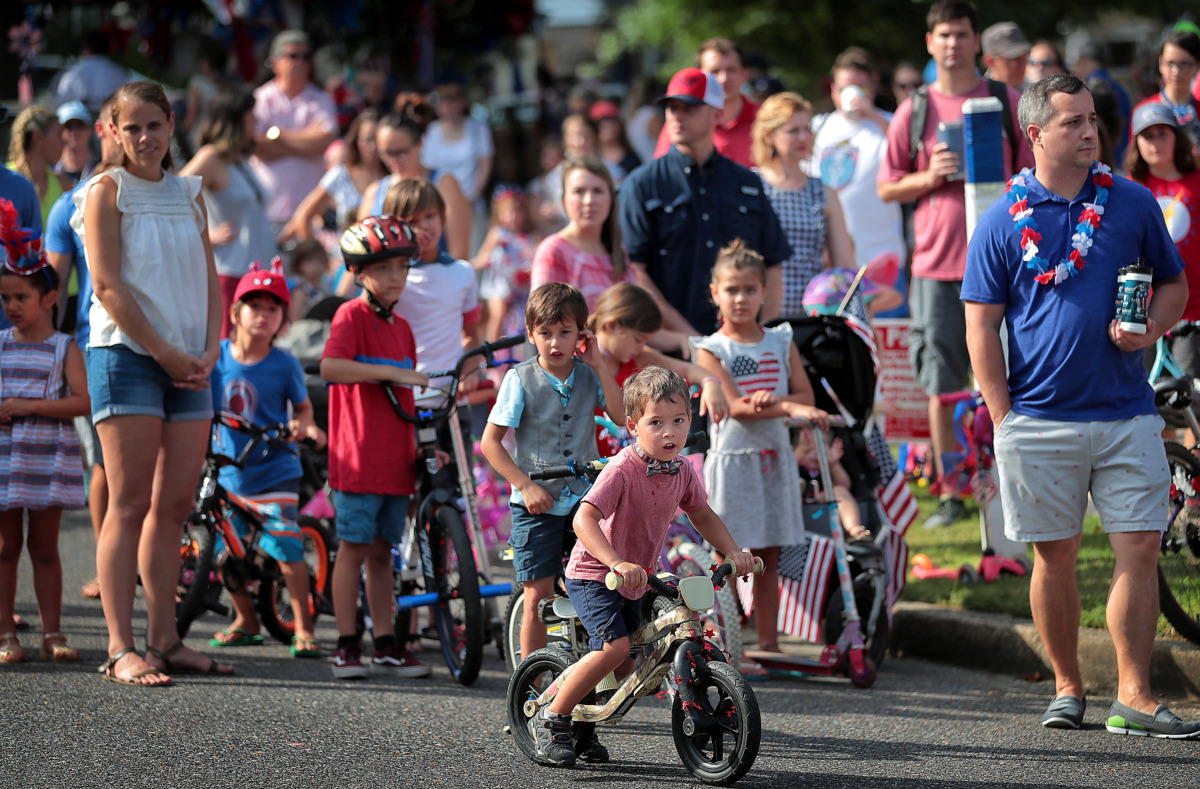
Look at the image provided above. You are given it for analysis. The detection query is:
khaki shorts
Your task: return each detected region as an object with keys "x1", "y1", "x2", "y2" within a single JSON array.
[{"x1": 993, "y1": 412, "x2": 1168, "y2": 543}]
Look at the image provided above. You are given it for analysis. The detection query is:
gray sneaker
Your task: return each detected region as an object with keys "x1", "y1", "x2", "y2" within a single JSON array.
[
  {"x1": 924, "y1": 498, "x2": 968, "y2": 529},
  {"x1": 529, "y1": 708, "x2": 576, "y2": 766},
  {"x1": 1042, "y1": 695, "x2": 1085, "y2": 729},
  {"x1": 1106, "y1": 701, "x2": 1200, "y2": 738}
]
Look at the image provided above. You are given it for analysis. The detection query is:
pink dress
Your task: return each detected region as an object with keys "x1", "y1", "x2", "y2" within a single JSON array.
[{"x1": 530, "y1": 234, "x2": 636, "y2": 312}]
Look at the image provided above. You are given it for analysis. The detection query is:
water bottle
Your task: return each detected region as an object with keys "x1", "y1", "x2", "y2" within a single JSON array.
[{"x1": 1117, "y1": 261, "x2": 1152, "y2": 335}]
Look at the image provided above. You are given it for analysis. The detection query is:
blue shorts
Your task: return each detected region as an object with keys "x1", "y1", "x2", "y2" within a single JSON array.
[
  {"x1": 87, "y1": 344, "x2": 213, "y2": 424},
  {"x1": 509, "y1": 502, "x2": 578, "y2": 582},
  {"x1": 224, "y1": 485, "x2": 304, "y2": 563},
  {"x1": 565, "y1": 577, "x2": 643, "y2": 652},
  {"x1": 332, "y1": 489, "x2": 410, "y2": 545}
]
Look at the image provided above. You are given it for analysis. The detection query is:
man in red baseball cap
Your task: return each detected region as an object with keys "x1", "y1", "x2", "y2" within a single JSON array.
[
  {"x1": 618, "y1": 63, "x2": 792, "y2": 339},
  {"x1": 652, "y1": 38, "x2": 758, "y2": 166}
]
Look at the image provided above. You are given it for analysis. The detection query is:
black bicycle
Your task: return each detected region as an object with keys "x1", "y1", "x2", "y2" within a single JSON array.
[
  {"x1": 373, "y1": 334, "x2": 525, "y2": 684},
  {"x1": 176, "y1": 412, "x2": 334, "y2": 643}
]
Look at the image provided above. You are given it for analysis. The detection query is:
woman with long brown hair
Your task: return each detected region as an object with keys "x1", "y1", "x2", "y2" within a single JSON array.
[{"x1": 179, "y1": 86, "x2": 278, "y2": 337}]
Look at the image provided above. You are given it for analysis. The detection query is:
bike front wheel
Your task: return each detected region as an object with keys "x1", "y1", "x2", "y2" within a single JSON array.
[
  {"x1": 1160, "y1": 442, "x2": 1200, "y2": 645},
  {"x1": 427, "y1": 505, "x2": 484, "y2": 685},
  {"x1": 176, "y1": 517, "x2": 217, "y2": 638},
  {"x1": 671, "y1": 659, "x2": 761, "y2": 785}
]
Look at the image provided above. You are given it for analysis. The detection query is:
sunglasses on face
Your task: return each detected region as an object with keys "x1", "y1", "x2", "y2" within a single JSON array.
[
  {"x1": 896, "y1": 82, "x2": 921, "y2": 90},
  {"x1": 280, "y1": 51, "x2": 311, "y2": 61}
]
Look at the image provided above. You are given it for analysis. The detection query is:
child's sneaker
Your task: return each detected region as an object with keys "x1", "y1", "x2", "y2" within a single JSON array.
[
  {"x1": 529, "y1": 707, "x2": 577, "y2": 767},
  {"x1": 331, "y1": 641, "x2": 369, "y2": 679},
  {"x1": 574, "y1": 728, "x2": 609, "y2": 763},
  {"x1": 372, "y1": 643, "x2": 432, "y2": 677}
]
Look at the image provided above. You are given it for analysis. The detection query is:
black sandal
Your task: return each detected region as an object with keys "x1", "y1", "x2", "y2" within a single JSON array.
[
  {"x1": 146, "y1": 641, "x2": 234, "y2": 676},
  {"x1": 98, "y1": 648, "x2": 172, "y2": 687}
]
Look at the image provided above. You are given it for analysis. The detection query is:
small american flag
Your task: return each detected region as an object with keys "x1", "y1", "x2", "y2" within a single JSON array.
[
  {"x1": 736, "y1": 533, "x2": 835, "y2": 643},
  {"x1": 729, "y1": 352, "x2": 782, "y2": 395},
  {"x1": 865, "y1": 417, "x2": 915, "y2": 617}
]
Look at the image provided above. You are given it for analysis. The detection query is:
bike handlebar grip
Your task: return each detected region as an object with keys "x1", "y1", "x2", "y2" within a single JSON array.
[
  {"x1": 1172, "y1": 320, "x2": 1200, "y2": 338},
  {"x1": 489, "y1": 334, "x2": 526, "y2": 352},
  {"x1": 605, "y1": 571, "x2": 624, "y2": 590},
  {"x1": 529, "y1": 465, "x2": 575, "y2": 481}
]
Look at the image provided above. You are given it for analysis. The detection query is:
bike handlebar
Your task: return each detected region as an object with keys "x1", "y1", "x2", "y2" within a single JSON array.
[
  {"x1": 1172, "y1": 320, "x2": 1200, "y2": 339},
  {"x1": 604, "y1": 558, "x2": 765, "y2": 592},
  {"x1": 211, "y1": 411, "x2": 295, "y2": 470},
  {"x1": 529, "y1": 458, "x2": 610, "y2": 482},
  {"x1": 381, "y1": 334, "x2": 525, "y2": 425}
]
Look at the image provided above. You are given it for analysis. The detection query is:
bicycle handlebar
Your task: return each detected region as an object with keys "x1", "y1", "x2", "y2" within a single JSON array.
[
  {"x1": 211, "y1": 411, "x2": 295, "y2": 470},
  {"x1": 604, "y1": 558, "x2": 764, "y2": 592},
  {"x1": 381, "y1": 334, "x2": 525, "y2": 425},
  {"x1": 529, "y1": 458, "x2": 610, "y2": 482}
]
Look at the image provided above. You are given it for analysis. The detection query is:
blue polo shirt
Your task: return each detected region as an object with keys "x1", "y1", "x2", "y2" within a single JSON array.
[
  {"x1": 0, "y1": 167, "x2": 42, "y2": 330},
  {"x1": 619, "y1": 146, "x2": 791, "y2": 335},
  {"x1": 962, "y1": 169, "x2": 1183, "y2": 422},
  {"x1": 45, "y1": 183, "x2": 90, "y2": 349}
]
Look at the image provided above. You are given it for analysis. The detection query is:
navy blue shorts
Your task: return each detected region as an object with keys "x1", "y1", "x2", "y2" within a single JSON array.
[
  {"x1": 565, "y1": 577, "x2": 643, "y2": 652},
  {"x1": 509, "y1": 502, "x2": 577, "y2": 582}
]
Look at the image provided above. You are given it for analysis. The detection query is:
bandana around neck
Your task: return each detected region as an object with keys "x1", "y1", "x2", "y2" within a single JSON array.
[
  {"x1": 634, "y1": 444, "x2": 683, "y2": 476},
  {"x1": 1005, "y1": 161, "x2": 1111, "y2": 286}
]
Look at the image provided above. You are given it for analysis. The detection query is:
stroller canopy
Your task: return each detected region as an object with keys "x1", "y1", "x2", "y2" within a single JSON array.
[{"x1": 770, "y1": 315, "x2": 877, "y2": 427}]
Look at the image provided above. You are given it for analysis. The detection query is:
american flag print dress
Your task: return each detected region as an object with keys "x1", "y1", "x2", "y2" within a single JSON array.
[{"x1": 693, "y1": 324, "x2": 805, "y2": 549}]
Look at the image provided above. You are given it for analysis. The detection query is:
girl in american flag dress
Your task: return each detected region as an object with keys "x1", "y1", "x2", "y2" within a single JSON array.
[{"x1": 695, "y1": 241, "x2": 829, "y2": 668}]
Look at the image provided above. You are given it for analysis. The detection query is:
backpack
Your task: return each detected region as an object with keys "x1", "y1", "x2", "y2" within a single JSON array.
[{"x1": 908, "y1": 79, "x2": 1018, "y2": 175}]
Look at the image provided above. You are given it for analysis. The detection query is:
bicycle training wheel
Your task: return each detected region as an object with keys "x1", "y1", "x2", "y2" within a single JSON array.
[
  {"x1": 427, "y1": 506, "x2": 484, "y2": 685},
  {"x1": 506, "y1": 648, "x2": 596, "y2": 766},
  {"x1": 1160, "y1": 442, "x2": 1200, "y2": 645},
  {"x1": 669, "y1": 542, "x2": 744, "y2": 669},
  {"x1": 671, "y1": 659, "x2": 761, "y2": 785},
  {"x1": 176, "y1": 517, "x2": 217, "y2": 638},
  {"x1": 823, "y1": 574, "x2": 889, "y2": 668}
]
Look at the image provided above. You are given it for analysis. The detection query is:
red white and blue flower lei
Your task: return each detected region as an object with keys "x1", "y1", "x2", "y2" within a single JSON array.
[{"x1": 1005, "y1": 161, "x2": 1111, "y2": 286}]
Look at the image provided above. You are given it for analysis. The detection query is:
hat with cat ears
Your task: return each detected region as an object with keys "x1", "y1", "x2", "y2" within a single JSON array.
[
  {"x1": 233, "y1": 257, "x2": 290, "y2": 307},
  {"x1": 0, "y1": 198, "x2": 47, "y2": 277}
]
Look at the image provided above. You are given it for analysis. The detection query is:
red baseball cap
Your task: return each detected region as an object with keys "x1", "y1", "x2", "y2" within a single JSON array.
[
  {"x1": 588, "y1": 99, "x2": 622, "y2": 121},
  {"x1": 657, "y1": 67, "x2": 724, "y2": 109},
  {"x1": 234, "y1": 257, "x2": 290, "y2": 307}
]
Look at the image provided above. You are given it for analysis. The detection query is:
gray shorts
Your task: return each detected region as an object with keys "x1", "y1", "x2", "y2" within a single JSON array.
[
  {"x1": 73, "y1": 415, "x2": 103, "y2": 469},
  {"x1": 993, "y1": 412, "x2": 1168, "y2": 542},
  {"x1": 908, "y1": 276, "x2": 971, "y2": 395}
]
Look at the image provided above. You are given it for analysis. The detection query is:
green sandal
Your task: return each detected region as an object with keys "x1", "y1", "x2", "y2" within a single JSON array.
[
  {"x1": 290, "y1": 637, "x2": 322, "y2": 658},
  {"x1": 209, "y1": 627, "x2": 264, "y2": 648}
]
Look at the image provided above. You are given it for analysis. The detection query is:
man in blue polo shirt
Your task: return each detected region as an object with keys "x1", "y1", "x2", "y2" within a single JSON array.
[
  {"x1": 963, "y1": 74, "x2": 1198, "y2": 738},
  {"x1": 619, "y1": 67, "x2": 791, "y2": 339}
]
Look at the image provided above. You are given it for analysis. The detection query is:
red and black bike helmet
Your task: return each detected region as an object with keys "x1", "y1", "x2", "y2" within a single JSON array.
[{"x1": 339, "y1": 215, "x2": 419, "y2": 272}]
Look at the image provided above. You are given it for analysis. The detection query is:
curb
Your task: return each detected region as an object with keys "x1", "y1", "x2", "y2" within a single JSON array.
[{"x1": 891, "y1": 601, "x2": 1200, "y2": 700}]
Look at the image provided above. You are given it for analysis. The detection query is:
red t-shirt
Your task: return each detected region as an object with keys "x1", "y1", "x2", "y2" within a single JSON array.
[
  {"x1": 653, "y1": 97, "x2": 759, "y2": 168},
  {"x1": 1142, "y1": 170, "x2": 1200, "y2": 321},
  {"x1": 321, "y1": 299, "x2": 418, "y2": 495},
  {"x1": 878, "y1": 80, "x2": 1035, "y2": 280},
  {"x1": 595, "y1": 358, "x2": 639, "y2": 457}
]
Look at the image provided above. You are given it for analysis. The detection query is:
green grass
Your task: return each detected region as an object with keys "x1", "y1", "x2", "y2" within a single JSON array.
[{"x1": 900, "y1": 487, "x2": 1179, "y2": 636}]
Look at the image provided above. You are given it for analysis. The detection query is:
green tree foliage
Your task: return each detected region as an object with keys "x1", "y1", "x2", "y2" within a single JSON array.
[{"x1": 599, "y1": 0, "x2": 1195, "y2": 99}]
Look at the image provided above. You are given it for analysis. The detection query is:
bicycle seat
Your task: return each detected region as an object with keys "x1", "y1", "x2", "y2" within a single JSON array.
[
  {"x1": 845, "y1": 540, "x2": 884, "y2": 560},
  {"x1": 537, "y1": 596, "x2": 577, "y2": 624},
  {"x1": 1153, "y1": 376, "x2": 1194, "y2": 409}
]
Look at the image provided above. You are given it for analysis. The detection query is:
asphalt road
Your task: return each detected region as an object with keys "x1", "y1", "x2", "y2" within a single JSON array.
[{"x1": 3, "y1": 509, "x2": 1198, "y2": 788}]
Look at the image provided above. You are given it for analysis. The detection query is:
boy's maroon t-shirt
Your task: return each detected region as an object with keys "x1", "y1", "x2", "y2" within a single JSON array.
[
  {"x1": 321, "y1": 299, "x2": 418, "y2": 495},
  {"x1": 567, "y1": 444, "x2": 707, "y2": 599}
]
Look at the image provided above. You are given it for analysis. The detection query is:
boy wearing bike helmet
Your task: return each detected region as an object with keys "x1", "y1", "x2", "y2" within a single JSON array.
[{"x1": 321, "y1": 215, "x2": 431, "y2": 680}]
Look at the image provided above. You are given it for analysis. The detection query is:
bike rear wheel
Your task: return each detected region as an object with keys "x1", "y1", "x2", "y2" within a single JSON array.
[
  {"x1": 671, "y1": 659, "x2": 761, "y2": 785},
  {"x1": 176, "y1": 517, "x2": 217, "y2": 638},
  {"x1": 428, "y1": 505, "x2": 484, "y2": 685},
  {"x1": 1160, "y1": 442, "x2": 1200, "y2": 645},
  {"x1": 506, "y1": 648, "x2": 596, "y2": 766},
  {"x1": 669, "y1": 542, "x2": 744, "y2": 669}
]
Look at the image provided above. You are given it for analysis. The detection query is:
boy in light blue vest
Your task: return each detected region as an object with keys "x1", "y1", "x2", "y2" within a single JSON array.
[{"x1": 481, "y1": 283, "x2": 624, "y2": 678}]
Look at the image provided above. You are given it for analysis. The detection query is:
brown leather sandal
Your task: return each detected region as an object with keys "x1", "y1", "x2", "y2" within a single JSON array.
[
  {"x1": 146, "y1": 641, "x2": 235, "y2": 676},
  {"x1": 0, "y1": 632, "x2": 24, "y2": 664},
  {"x1": 41, "y1": 632, "x2": 80, "y2": 662},
  {"x1": 98, "y1": 648, "x2": 172, "y2": 687}
]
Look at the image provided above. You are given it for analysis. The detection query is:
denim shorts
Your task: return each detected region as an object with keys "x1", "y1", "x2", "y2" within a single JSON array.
[
  {"x1": 565, "y1": 577, "x2": 642, "y2": 652},
  {"x1": 509, "y1": 502, "x2": 578, "y2": 582},
  {"x1": 332, "y1": 489, "x2": 410, "y2": 545},
  {"x1": 87, "y1": 344, "x2": 214, "y2": 424}
]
